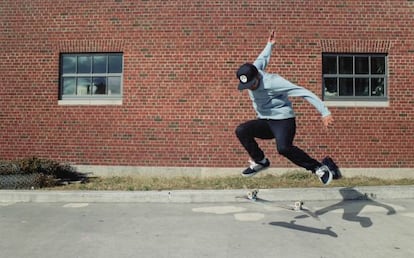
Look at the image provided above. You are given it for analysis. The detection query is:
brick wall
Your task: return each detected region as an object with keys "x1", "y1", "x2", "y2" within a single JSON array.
[{"x1": 1, "y1": 0, "x2": 413, "y2": 169}]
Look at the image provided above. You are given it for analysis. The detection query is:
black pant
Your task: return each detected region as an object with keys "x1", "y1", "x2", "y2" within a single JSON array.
[{"x1": 235, "y1": 118, "x2": 321, "y2": 172}]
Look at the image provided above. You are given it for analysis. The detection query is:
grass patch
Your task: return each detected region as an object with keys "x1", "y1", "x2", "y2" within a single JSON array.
[{"x1": 46, "y1": 171, "x2": 414, "y2": 191}]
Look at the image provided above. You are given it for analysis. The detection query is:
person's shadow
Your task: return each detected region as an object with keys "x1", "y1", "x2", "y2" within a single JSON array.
[
  {"x1": 269, "y1": 187, "x2": 397, "y2": 237},
  {"x1": 313, "y1": 187, "x2": 396, "y2": 228}
]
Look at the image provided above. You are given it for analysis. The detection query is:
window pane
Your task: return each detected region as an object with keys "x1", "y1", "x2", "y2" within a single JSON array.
[
  {"x1": 355, "y1": 78, "x2": 369, "y2": 96},
  {"x1": 77, "y1": 77, "x2": 91, "y2": 95},
  {"x1": 108, "y1": 55, "x2": 123, "y2": 73},
  {"x1": 108, "y1": 77, "x2": 121, "y2": 94},
  {"x1": 339, "y1": 78, "x2": 353, "y2": 96},
  {"x1": 62, "y1": 56, "x2": 76, "y2": 73},
  {"x1": 62, "y1": 77, "x2": 76, "y2": 95},
  {"x1": 93, "y1": 55, "x2": 107, "y2": 73},
  {"x1": 339, "y1": 56, "x2": 353, "y2": 74},
  {"x1": 324, "y1": 78, "x2": 337, "y2": 97},
  {"x1": 78, "y1": 56, "x2": 91, "y2": 73},
  {"x1": 93, "y1": 77, "x2": 107, "y2": 95},
  {"x1": 355, "y1": 56, "x2": 369, "y2": 74},
  {"x1": 371, "y1": 57, "x2": 385, "y2": 74},
  {"x1": 323, "y1": 56, "x2": 337, "y2": 74},
  {"x1": 371, "y1": 78, "x2": 385, "y2": 96}
]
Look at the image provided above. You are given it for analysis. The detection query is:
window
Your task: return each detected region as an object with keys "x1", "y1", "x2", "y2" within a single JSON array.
[
  {"x1": 60, "y1": 53, "x2": 123, "y2": 102},
  {"x1": 322, "y1": 54, "x2": 387, "y2": 101}
]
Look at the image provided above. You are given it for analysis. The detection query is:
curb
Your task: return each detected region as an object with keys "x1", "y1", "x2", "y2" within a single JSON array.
[{"x1": 1, "y1": 185, "x2": 413, "y2": 203}]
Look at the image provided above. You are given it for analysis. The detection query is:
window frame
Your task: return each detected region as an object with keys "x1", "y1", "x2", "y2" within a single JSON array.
[
  {"x1": 59, "y1": 52, "x2": 123, "y2": 104},
  {"x1": 322, "y1": 53, "x2": 388, "y2": 102}
]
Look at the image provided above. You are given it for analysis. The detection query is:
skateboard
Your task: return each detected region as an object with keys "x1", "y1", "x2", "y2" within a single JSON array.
[
  {"x1": 237, "y1": 189, "x2": 319, "y2": 220},
  {"x1": 321, "y1": 156, "x2": 342, "y2": 179}
]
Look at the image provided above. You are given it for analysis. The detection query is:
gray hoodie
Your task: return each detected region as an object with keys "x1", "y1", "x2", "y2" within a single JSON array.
[{"x1": 249, "y1": 43, "x2": 331, "y2": 120}]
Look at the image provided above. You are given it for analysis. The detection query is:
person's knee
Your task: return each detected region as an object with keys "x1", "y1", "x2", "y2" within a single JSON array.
[
  {"x1": 277, "y1": 145, "x2": 293, "y2": 156},
  {"x1": 235, "y1": 124, "x2": 247, "y2": 138}
]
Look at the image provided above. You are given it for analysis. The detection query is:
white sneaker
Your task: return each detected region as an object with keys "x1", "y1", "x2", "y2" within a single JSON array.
[{"x1": 241, "y1": 158, "x2": 270, "y2": 177}]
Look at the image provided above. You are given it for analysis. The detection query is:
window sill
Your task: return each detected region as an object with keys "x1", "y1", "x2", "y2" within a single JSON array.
[
  {"x1": 58, "y1": 99, "x2": 122, "y2": 106},
  {"x1": 324, "y1": 100, "x2": 389, "y2": 107}
]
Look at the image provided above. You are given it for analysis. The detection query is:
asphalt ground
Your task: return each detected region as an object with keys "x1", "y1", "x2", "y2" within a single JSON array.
[{"x1": 1, "y1": 185, "x2": 414, "y2": 258}]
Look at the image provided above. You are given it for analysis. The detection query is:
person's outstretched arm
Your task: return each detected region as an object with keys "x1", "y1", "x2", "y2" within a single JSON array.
[{"x1": 253, "y1": 30, "x2": 276, "y2": 71}]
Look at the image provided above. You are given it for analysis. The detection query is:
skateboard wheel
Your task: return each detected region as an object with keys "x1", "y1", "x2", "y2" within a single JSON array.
[
  {"x1": 247, "y1": 191, "x2": 253, "y2": 199},
  {"x1": 247, "y1": 189, "x2": 258, "y2": 200},
  {"x1": 294, "y1": 201, "x2": 303, "y2": 211}
]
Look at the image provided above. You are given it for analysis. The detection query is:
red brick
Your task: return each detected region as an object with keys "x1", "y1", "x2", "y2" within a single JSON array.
[{"x1": 0, "y1": 0, "x2": 413, "y2": 168}]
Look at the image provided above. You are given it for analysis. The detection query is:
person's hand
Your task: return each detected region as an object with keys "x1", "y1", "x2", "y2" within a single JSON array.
[
  {"x1": 322, "y1": 115, "x2": 334, "y2": 128},
  {"x1": 268, "y1": 30, "x2": 276, "y2": 45}
]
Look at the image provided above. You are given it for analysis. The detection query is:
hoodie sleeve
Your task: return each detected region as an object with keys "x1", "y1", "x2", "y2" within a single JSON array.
[
  {"x1": 265, "y1": 74, "x2": 331, "y2": 117},
  {"x1": 289, "y1": 87, "x2": 331, "y2": 117},
  {"x1": 253, "y1": 43, "x2": 273, "y2": 71}
]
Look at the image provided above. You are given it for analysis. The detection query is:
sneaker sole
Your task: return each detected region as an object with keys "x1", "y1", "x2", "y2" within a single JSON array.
[
  {"x1": 241, "y1": 167, "x2": 269, "y2": 177},
  {"x1": 320, "y1": 170, "x2": 333, "y2": 185}
]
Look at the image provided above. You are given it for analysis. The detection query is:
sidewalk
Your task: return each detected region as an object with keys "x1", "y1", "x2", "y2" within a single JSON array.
[
  {"x1": 1, "y1": 185, "x2": 414, "y2": 203},
  {"x1": 1, "y1": 198, "x2": 414, "y2": 258}
]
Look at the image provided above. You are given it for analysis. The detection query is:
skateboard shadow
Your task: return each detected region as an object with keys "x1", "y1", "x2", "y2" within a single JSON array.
[{"x1": 269, "y1": 220, "x2": 338, "y2": 238}]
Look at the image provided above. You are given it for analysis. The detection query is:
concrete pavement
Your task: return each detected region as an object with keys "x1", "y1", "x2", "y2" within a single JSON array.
[{"x1": 1, "y1": 198, "x2": 413, "y2": 258}]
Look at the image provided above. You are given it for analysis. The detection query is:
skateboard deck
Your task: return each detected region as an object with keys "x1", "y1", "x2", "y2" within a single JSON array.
[{"x1": 237, "y1": 189, "x2": 319, "y2": 220}]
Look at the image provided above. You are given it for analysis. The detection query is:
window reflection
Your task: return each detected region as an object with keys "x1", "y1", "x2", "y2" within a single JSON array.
[
  {"x1": 108, "y1": 77, "x2": 121, "y2": 94},
  {"x1": 62, "y1": 56, "x2": 76, "y2": 73},
  {"x1": 93, "y1": 56, "x2": 107, "y2": 73},
  {"x1": 77, "y1": 77, "x2": 91, "y2": 95},
  {"x1": 77, "y1": 56, "x2": 91, "y2": 73},
  {"x1": 62, "y1": 77, "x2": 76, "y2": 95},
  {"x1": 93, "y1": 77, "x2": 106, "y2": 95}
]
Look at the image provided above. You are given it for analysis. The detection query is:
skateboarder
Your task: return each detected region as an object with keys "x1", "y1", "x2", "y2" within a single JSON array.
[{"x1": 235, "y1": 30, "x2": 337, "y2": 185}]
